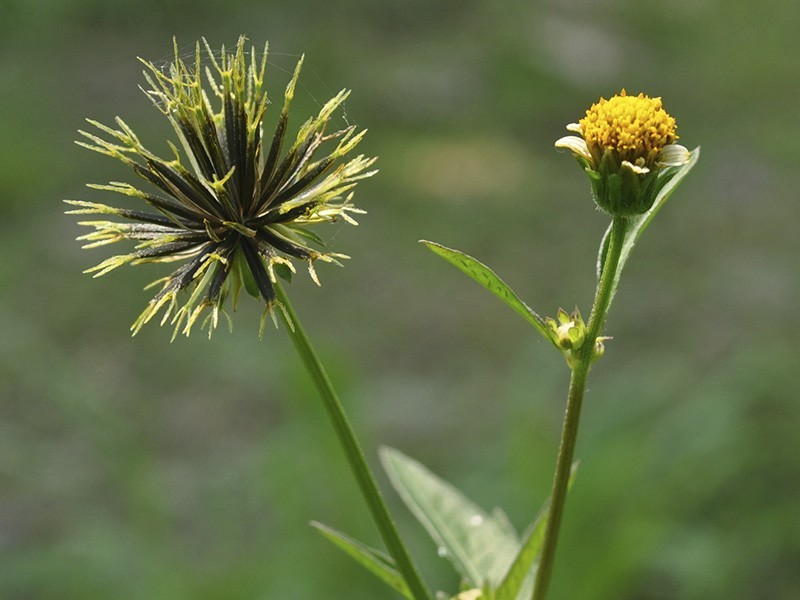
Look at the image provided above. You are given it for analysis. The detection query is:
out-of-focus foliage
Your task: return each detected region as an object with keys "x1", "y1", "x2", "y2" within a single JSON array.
[{"x1": 1, "y1": 0, "x2": 798, "y2": 598}]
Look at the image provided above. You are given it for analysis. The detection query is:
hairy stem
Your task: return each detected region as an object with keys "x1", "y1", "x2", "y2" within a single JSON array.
[
  {"x1": 274, "y1": 282, "x2": 433, "y2": 600},
  {"x1": 532, "y1": 215, "x2": 629, "y2": 600}
]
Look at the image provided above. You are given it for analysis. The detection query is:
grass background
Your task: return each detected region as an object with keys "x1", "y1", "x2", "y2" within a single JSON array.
[{"x1": 1, "y1": 0, "x2": 798, "y2": 598}]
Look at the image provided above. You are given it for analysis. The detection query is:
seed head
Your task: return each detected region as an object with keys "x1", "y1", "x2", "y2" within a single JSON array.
[{"x1": 67, "y1": 37, "x2": 376, "y2": 338}]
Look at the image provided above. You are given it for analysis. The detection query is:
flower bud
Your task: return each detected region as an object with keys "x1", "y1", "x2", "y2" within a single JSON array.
[{"x1": 547, "y1": 308, "x2": 586, "y2": 351}]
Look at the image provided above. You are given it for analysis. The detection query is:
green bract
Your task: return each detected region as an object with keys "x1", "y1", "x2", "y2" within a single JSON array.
[{"x1": 67, "y1": 37, "x2": 376, "y2": 337}]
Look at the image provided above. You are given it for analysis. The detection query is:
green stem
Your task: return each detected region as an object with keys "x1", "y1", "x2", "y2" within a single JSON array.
[
  {"x1": 274, "y1": 282, "x2": 433, "y2": 600},
  {"x1": 532, "y1": 215, "x2": 629, "y2": 600}
]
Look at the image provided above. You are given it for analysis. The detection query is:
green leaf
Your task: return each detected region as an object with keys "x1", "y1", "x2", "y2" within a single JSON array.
[
  {"x1": 596, "y1": 147, "x2": 700, "y2": 300},
  {"x1": 493, "y1": 507, "x2": 547, "y2": 600},
  {"x1": 494, "y1": 463, "x2": 580, "y2": 600},
  {"x1": 380, "y1": 447, "x2": 520, "y2": 590},
  {"x1": 420, "y1": 241, "x2": 552, "y2": 344},
  {"x1": 311, "y1": 521, "x2": 413, "y2": 599}
]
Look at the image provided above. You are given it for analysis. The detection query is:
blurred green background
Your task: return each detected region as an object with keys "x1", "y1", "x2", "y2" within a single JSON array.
[{"x1": 2, "y1": 0, "x2": 798, "y2": 598}]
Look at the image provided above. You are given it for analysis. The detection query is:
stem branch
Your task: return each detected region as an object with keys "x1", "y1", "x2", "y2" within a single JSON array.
[
  {"x1": 274, "y1": 282, "x2": 433, "y2": 600},
  {"x1": 532, "y1": 215, "x2": 629, "y2": 600}
]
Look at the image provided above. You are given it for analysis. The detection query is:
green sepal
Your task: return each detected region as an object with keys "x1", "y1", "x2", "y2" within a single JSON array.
[
  {"x1": 639, "y1": 170, "x2": 660, "y2": 211},
  {"x1": 598, "y1": 148, "x2": 617, "y2": 173},
  {"x1": 380, "y1": 447, "x2": 521, "y2": 591},
  {"x1": 311, "y1": 521, "x2": 413, "y2": 599},
  {"x1": 596, "y1": 147, "x2": 700, "y2": 304},
  {"x1": 584, "y1": 167, "x2": 602, "y2": 182},
  {"x1": 286, "y1": 224, "x2": 327, "y2": 248},
  {"x1": 273, "y1": 262, "x2": 294, "y2": 282},
  {"x1": 606, "y1": 172, "x2": 622, "y2": 214},
  {"x1": 574, "y1": 154, "x2": 593, "y2": 172},
  {"x1": 231, "y1": 246, "x2": 260, "y2": 298},
  {"x1": 651, "y1": 164, "x2": 680, "y2": 199},
  {"x1": 420, "y1": 240, "x2": 552, "y2": 346}
]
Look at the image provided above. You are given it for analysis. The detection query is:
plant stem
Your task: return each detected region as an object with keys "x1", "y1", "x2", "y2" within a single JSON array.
[
  {"x1": 274, "y1": 282, "x2": 433, "y2": 600},
  {"x1": 532, "y1": 215, "x2": 629, "y2": 600}
]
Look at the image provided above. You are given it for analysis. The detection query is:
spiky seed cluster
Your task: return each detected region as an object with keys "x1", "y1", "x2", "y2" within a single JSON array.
[
  {"x1": 579, "y1": 90, "x2": 677, "y2": 167},
  {"x1": 555, "y1": 90, "x2": 689, "y2": 216},
  {"x1": 67, "y1": 37, "x2": 376, "y2": 337}
]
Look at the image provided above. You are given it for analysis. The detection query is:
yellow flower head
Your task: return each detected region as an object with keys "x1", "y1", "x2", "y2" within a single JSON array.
[
  {"x1": 555, "y1": 90, "x2": 690, "y2": 216},
  {"x1": 579, "y1": 90, "x2": 677, "y2": 168}
]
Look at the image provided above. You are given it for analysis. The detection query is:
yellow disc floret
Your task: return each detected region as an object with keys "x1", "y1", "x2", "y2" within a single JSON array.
[{"x1": 579, "y1": 90, "x2": 677, "y2": 166}]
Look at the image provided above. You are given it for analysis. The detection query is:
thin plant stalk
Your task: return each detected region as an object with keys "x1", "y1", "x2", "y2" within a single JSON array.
[
  {"x1": 532, "y1": 215, "x2": 629, "y2": 600},
  {"x1": 274, "y1": 281, "x2": 434, "y2": 600}
]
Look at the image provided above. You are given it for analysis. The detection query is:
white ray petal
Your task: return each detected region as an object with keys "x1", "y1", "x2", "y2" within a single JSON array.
[
  {"x1": 658, "y1": 144, "x2": 691, "y2": 167},
  {"x1": 554, "y1": 135, "x2": 592, "y2": 161},
  {"x1": 622, "y1": 160, "x2": 650, "y2": 174}
]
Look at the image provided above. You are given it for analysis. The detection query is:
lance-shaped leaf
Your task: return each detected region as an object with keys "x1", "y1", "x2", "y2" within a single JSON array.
[
  {"x1": 380, "y1": 447, "x2": 521, "y2": 590},
  {"x1": 420, "y1": 241, "x2": 552, "y2": 345},
  {"x1": 311, "y1": 521, "x2": 412, "y2": 599}
]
